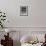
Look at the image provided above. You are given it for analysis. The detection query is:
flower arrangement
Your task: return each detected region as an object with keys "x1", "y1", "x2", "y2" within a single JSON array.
[{"x1": 0, "y1": 10, "x2": 6, "y2": 28}]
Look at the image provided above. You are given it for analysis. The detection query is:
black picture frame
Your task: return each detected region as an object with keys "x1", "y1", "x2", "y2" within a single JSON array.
[{"x1": 20, "y1": 6, "x2": 28, "y2": 16}]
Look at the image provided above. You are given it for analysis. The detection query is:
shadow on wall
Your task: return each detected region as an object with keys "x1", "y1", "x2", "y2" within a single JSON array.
[{"x1": 13, "y1": 40, "x2": 21, "y2": 46}]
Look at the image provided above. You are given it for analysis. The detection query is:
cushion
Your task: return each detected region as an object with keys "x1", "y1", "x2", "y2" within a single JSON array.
[{"x1": 20, "y1": 35, "x2": 37, "y2": 43}]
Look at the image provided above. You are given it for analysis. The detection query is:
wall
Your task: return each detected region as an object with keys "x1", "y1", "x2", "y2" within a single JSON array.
[
  {"x1": 0, "y1": 0, "x2": 46, "y2": 27},
  {"x1": 32, "y1": 0, "x2": 46, "y2": 27}
]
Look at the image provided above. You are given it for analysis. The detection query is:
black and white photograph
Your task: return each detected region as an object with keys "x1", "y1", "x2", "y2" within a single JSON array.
[{"x1": 20, "y1": 6, "x2": 28, "y2": 16}]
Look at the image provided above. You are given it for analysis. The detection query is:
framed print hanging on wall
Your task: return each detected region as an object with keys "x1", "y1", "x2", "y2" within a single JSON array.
[{"x1": 20, "y1": 6, "x2": 28, "y2": 16}]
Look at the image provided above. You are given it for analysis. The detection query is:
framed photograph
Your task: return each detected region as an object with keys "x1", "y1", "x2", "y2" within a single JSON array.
[{"x1": 20, "y1": 6, "x2": 28, "y2": 16}]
